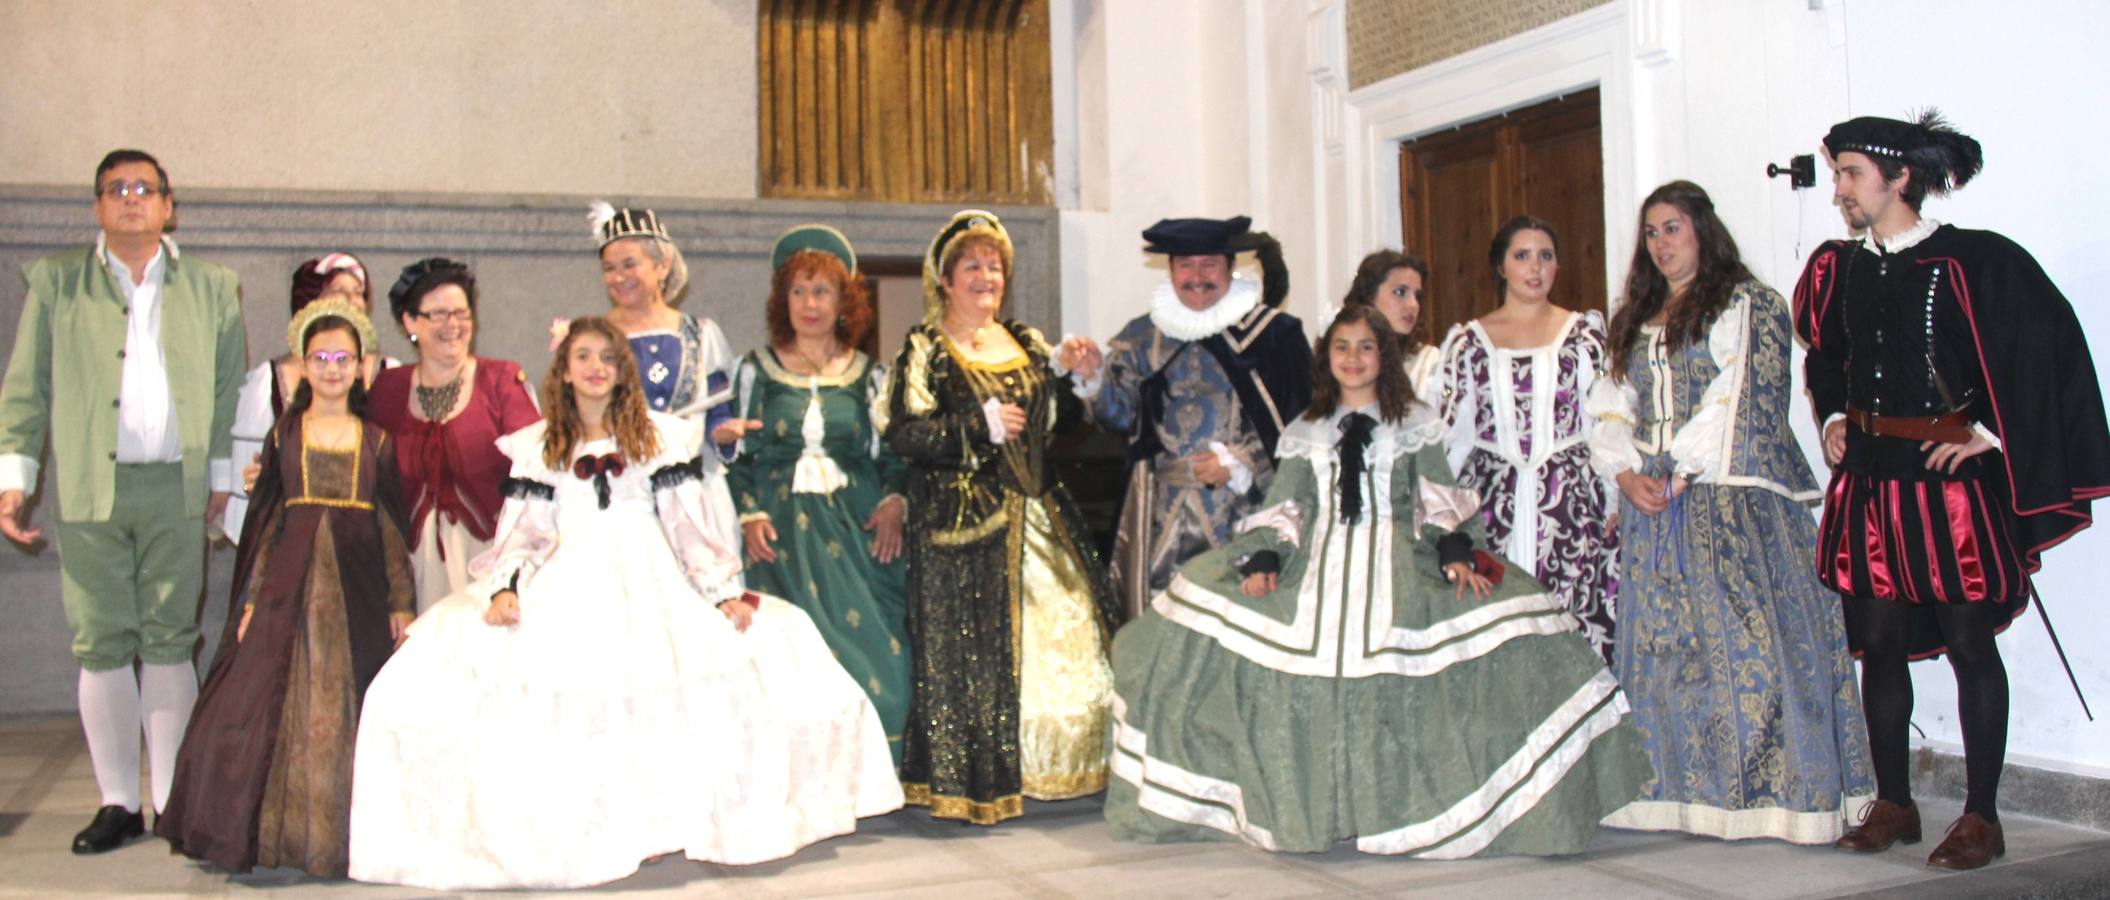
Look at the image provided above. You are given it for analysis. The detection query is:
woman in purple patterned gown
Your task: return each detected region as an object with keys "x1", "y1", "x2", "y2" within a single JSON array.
[{"x1": 1434, "y1": 215, "x2": 1619, "y2": 662}]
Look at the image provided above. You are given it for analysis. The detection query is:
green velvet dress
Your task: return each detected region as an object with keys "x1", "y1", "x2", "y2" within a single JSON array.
[
  {"x1": 1105, "y1": 405, "x2": 1654, "y2": 855},
  {"x1": 728, "y1": 348, "x2": 911, "y2": 762}
]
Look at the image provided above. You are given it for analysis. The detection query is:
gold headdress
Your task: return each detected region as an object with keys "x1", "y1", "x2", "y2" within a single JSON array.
[{"x1": 921, "y1": 209, "x2": 1013, "y2": 324}]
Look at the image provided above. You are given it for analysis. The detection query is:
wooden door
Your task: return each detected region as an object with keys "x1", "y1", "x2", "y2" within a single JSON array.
[{"x1": 1399, "y1": 89, "x2": 1604, "y2": 338}]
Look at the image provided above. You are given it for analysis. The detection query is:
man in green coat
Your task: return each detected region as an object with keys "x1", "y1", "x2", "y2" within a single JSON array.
[{"x1": 0, "y1": 150, "x2": 245, "y2": 854}]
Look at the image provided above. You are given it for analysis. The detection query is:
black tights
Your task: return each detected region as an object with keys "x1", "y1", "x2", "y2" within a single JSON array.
[{"x1": 1846, "y1": 597, "x2": 2011, "y2": 822}]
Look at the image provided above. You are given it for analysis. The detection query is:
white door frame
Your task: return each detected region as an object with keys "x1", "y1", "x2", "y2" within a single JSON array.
[{"x1": 1308, "y1": 2, "x2": 1658, "y2": 311}]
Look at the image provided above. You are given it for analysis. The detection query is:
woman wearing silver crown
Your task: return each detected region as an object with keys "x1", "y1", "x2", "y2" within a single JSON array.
[{"x1": 588, "y1": 202, "x2": 744, "y2": 547}]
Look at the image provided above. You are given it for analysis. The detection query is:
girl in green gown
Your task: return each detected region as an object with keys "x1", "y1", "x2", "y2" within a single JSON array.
[
  {"x1": 1105, "y1": 305, "x2": 1653, "y2": 855},
  {"x1": 728, "y1": 226, "x2": 911, "y2": 761}
]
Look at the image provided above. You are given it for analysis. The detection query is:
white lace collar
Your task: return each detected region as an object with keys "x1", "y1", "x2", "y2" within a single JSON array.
[
  {"x1": 1149, "y1": 277, "x2": 1262, "y2": 341},
  {"x1": 1275, "y1": 403, "x2": 1446, "y2": 461},
  {"x1": 1860, "y1": 217, "x2": 1943, "y2": 255}
]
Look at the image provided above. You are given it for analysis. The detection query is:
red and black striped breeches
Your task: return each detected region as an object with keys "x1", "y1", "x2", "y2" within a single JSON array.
[{"x1": 1817, "y1": 470, "x2": 2031, "y2": 604}]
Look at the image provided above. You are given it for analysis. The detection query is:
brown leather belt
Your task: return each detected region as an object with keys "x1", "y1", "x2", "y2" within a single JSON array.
[{"x1": 1845, "y1": 406, "x2": 1973, "y2": 445}]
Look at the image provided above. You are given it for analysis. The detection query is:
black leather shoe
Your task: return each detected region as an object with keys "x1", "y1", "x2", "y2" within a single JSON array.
[{"x1": 71, "y1": 805, "x2": 145, "y2": 855}]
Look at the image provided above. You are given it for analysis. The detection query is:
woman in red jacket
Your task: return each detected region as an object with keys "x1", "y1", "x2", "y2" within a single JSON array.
[{"x1": 366, "y1": 258, "x2": 541, "y2": 610}]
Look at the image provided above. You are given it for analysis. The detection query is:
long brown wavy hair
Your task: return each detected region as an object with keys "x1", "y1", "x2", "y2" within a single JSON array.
[
  {"x1": 1606, "y1": 180, "x2": 1753, "y2": 379},
  {"x1": 1305, "y1": 304, "x2": 1414, "y2": 425},
  {"x1": 540, "y1": 316, "x2": 660, "y2": 467},
  {"x1": 766, "y1": 249, "x2": 873, "y2": 349}
]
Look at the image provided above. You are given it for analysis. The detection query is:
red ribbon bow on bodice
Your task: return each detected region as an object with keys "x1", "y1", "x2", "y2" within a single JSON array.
[
  {"x1": 572, "y1": 453, "x2": 627, "y2": 509},
  {"x1": 572, "y1": 453, "x2": 627, "y2": 480}
]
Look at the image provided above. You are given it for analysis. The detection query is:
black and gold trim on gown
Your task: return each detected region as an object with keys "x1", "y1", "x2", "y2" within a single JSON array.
[{"x1": 884, "y1": 320, "x2": 1124, "y2": 824}]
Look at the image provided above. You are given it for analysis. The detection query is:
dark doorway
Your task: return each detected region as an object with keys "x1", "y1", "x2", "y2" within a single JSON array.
[{"x1": 1398, "y1": 88, "x2": 1606, "y2": 337}]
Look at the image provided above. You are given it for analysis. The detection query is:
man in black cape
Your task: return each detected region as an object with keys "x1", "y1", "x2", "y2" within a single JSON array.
[{"x1": 1795, "y1": 111, "x2": 2110, "y2": 870}]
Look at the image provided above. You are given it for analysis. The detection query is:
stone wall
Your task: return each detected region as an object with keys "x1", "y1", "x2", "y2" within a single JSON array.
[
  {"x1": 0, "y1": 0, "x2": 760, "y2": 199},
  {"x1": 1345, "y1": 0, "x2": 1609, "y2": 88},
  {"x1": 0, "y1": 185, "x2": 1061, "y2": 715}
]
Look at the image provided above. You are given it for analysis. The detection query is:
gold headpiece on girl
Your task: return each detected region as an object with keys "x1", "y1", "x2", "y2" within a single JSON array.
[{"x1": 285, "y1": 298, "x2": 377, "y2": 358}]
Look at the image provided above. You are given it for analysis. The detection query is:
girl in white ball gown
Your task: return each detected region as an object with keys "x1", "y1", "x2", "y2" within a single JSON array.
[{"x1": 348, "y1": 317, "x2": 902, "y2": 891}]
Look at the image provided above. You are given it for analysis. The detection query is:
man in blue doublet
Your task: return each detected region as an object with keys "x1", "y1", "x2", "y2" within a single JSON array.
[{"x1": 1059, "y1": 216, "x2": 1311, "y2": 618}]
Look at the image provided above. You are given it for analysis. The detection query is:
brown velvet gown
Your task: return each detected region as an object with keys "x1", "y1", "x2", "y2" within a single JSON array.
[{"x1": 156, "y1": 415, "x2": 415, "y2": 877}]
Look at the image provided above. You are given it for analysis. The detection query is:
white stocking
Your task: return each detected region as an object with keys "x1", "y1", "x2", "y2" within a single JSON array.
[
  {"x1": 77, "y1": 668, "x2": 142, "y2": 812},
  {"x1": 139, "y1": 662, "x2": 198, "y2": 813}
]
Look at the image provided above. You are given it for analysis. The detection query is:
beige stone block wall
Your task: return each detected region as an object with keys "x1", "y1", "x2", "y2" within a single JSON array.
[
  {"x1": 1345, "y1": 0, "x2": 1608, "y2": 88},
  {"x1": 0, "y1": 0, "x2": 759, "y2": 198}
]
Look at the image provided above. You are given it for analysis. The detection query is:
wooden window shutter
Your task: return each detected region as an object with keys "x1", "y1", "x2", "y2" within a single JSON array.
[{"x1": 759, "y1": 0, "x2": 1054, "y2": 205}]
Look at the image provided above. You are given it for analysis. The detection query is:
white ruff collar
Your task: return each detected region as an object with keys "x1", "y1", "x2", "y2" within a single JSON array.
[
  {"x1": 1860, "y1": 217, "x2": 1942, "y2": 254},
  {"x1": 1150, "y1": 278, "x2": 1262, "y2": 341}
]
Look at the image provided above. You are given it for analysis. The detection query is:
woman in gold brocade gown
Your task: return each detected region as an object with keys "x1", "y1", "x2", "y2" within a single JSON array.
[{"x1": 883, "y1": 209, "x2": 1123, "y2": 824}]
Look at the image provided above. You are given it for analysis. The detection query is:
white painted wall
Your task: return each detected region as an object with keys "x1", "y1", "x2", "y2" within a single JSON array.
[{"x1": 1054, "y1": 0, "x2": 1322, "y2": 343}]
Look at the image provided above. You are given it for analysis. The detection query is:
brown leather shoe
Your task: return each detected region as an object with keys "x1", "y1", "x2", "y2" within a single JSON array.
[
  {"x1": 1926, "y1": 813, "x2": 2005, "y2": 870},
  {"x1": 1834, "y1": 799, "x2": 1922, "y2": 852}
]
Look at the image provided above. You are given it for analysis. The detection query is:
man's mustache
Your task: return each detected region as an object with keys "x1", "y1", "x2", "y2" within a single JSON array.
[{"x1": 1179, "y1": 280, "x2": 1220, "y2": 294}]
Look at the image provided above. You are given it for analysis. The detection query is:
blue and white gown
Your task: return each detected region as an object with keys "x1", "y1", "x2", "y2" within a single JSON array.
[
  {"x1": 1585, "y1": 281, "x2": 1874, "y2": 843},
  {"x1": 628, "y1": 313, "x2": 740, "y2": 548}
]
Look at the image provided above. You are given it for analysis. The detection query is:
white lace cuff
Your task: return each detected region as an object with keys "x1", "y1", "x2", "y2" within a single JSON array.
[
  {"x1": 1210, "y1": 441, "x2": 1254, "y2": 494},
  {"x1": 981, "y1": 396, "x2": 1009, "y2": 444}
]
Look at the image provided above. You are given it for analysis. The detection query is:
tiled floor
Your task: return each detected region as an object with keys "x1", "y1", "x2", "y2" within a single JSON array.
[{"x1": 2, "y1": 716, "x2": 2105, "y2": 899}]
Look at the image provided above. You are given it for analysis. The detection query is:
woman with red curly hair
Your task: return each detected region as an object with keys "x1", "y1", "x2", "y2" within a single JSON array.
[{"x1": 727, "y1": 225, "x2": 911, "y2": 762}]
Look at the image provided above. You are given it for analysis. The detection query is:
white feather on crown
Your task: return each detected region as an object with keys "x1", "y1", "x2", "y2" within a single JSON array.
[{"x1": 587, "y1": 200, "x2": 617, "y2": 238}]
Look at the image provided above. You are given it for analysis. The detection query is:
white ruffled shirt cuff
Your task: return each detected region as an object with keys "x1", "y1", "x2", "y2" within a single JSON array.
[
  {"x1": 1048, "y1": 333, "x2": 1103, "y2": 398},
  {"x1": 1209, "y1": 441, "x2": 1254, "y2": 494},
  {"x1": 209, "y1": 457, "x2": 234, "y2": 493}
]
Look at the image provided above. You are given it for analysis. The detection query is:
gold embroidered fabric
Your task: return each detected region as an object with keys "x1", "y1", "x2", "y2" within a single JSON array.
[{"x1": 886, "y1": 321, "x2": 1122, "y2": 825}]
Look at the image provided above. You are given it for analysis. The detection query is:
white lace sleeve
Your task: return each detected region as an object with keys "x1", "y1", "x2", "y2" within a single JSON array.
[
  {"x1": 220, "y1": 362, "x2": 278, "y2": 541},
  {"x1": 649, "y1": 416, "x2": 745, "y2": 603},
  {"x1": 1669, "y1": 292, "x2": 1752, "y2": 480},
  {"x1": 694, "y1": 318, "x2": 739, "y2": 408},
  {"x1": 464, "y1": 426, "x2": 561, "y2": 601}
]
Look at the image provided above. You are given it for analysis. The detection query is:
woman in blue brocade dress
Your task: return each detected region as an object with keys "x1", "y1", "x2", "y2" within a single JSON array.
[
  {"x1": 1587, "y1": 181, "x2": 1873, "y2": 844},
  {"x1": 589, "y1": 202, "x2": 743, "y2": 548}
]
